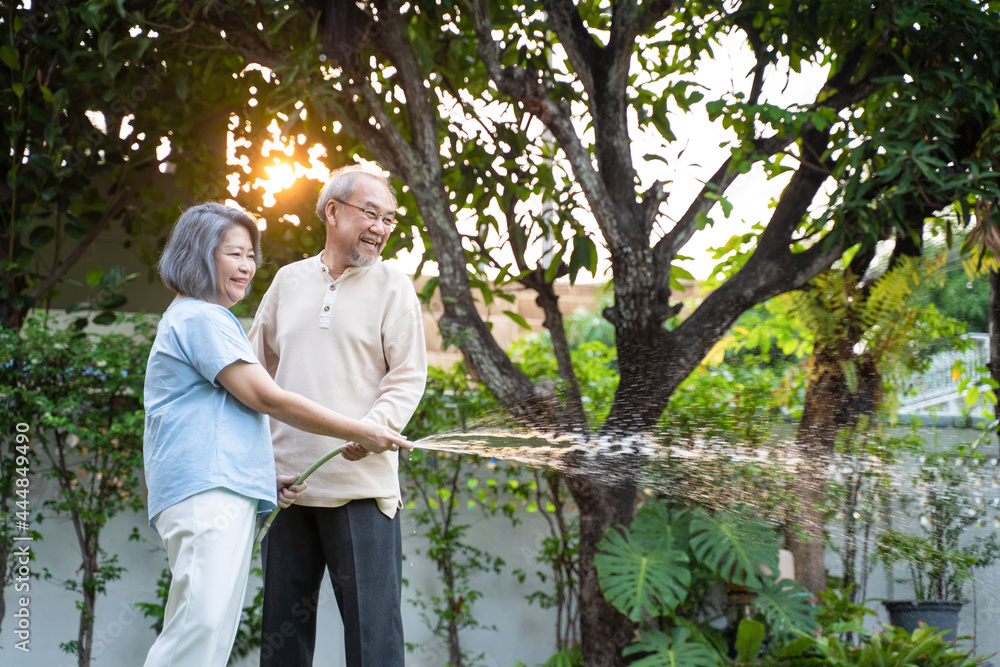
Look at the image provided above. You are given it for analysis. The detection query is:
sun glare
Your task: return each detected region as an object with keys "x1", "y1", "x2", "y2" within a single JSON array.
[{"x1": 229, "y1": 117, "x2": 331, "y2": 211}]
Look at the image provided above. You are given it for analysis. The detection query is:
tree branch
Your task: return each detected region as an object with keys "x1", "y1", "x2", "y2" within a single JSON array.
[
  {"x1": 522, "y1": 270, "x2": 589, "y2": 434},
  {"x1": 655, "y1": 157, "x2": 736, "y2": 262},
  {"x1": 467, "y1": 0, "x2": 623, "y2": 252},
  {"x1": 538, "y1": 0, "x2": 602, "y2": 97},
  {"x1": 372, "y1": 1, "x2": 442, "y2": 164}
]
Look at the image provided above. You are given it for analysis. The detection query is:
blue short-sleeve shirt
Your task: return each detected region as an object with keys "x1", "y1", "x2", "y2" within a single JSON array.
[{"x1": 143, "y1": 298, "x2": 277, "y2": 529}]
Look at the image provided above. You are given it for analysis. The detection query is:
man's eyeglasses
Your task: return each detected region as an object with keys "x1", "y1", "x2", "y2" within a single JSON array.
[{"x1": 334, "y1": 199, "x2": 397, "y2": 229}]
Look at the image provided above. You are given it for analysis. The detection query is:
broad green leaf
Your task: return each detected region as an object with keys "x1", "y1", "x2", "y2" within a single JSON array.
[
  {"x1": 623, "y1": 627, "x2": 720, "y2": 667},
  {"x1": 628, "y1": 501, "x2": 692, "y2": 553},
  {"x1": 595, "y1": 528, "x2": 690, "y2": 621},
  {"x1": 689, "y1": 510, "x2": 779, "y2": 588},
  {"x1": 753, "y1": 578, "x2": 818, "y2": 634}
]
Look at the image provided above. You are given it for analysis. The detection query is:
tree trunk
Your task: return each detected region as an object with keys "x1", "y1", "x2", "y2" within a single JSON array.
[
  {"x1": 787, "y1": 347, "x2": 850, "y2": 594},
  {"x1": 77, "y1": 550, "x2": 97, "y2": 667},
  {"x1": 445, "y1": 552, "x2": 463, "y2": 667},
  {"x1": 565, "y1": 456, "x2": 639, "y2": 667},
  {"x1": 786, "y1": 461, "x2": 829, "y2": 595}
]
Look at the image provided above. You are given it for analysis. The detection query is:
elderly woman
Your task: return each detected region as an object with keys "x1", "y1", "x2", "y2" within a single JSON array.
[{"x1": 142, "y1": 202, "x2": 406, "y2": 667}]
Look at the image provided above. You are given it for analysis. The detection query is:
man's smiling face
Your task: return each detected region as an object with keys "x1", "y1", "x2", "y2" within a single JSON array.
[{"x1": 325, "y1": 176, "x2": 395, "y2": 272}]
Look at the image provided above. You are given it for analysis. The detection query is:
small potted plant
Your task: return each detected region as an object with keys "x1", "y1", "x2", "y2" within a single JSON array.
[{"x1": 875, "y1": 440, "x2": 1000, "y2": 641}]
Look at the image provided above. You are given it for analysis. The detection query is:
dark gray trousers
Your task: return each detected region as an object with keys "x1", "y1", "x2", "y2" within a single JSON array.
[{"x1": 258, "y1": 500, "x2": 404, "y2": 667}]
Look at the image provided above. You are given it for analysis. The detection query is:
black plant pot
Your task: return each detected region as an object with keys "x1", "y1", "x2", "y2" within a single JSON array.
[{"x1": 883, "y1": 600, "x2": 963, "y2": 641}]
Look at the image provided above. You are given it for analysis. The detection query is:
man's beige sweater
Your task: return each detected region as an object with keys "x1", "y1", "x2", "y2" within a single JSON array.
[{"x1": 248, "y1": 254, "x2": 427, "y2": 515}]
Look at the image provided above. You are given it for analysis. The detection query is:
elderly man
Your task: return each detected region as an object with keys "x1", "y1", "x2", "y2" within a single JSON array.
[{"x1": 249, "y1": 164, "x2": 427, "y2": 666}]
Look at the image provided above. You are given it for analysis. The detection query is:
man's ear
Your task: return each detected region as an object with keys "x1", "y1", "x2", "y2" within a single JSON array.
[{"x1": 325, "y1": 199, "x2": 338, "y2": 225}]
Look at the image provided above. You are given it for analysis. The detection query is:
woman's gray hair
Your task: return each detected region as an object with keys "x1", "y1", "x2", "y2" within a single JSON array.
[
  {"x1": 315, "y1": 164, "x2": 397, "y2": 223},
  {"x1": 158, "y1": 202, "x2": 262, "y2": 303}
]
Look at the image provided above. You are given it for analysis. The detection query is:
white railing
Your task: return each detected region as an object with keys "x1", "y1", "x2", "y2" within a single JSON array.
[{"x1": 898, "y1": 333, "x2": 989, "y2": 412}]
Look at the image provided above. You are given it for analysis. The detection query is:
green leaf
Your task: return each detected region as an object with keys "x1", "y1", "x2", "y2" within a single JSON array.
[
  {"x1": 734, "y1": 618, "x2": 765, "y2": 662},
  {"x1": 99, "y1": 30, "x2": 115, "y2": 58},
  {"x1": 753, "y1": 578, "x2": 818, "y2": 634},
  {"x1": 418, "y1": 277, "x2": 439, "y2": 304},
  {"x1": 689, "y1": 509, "x2": 779, "y2": 588},
  {"x1": 28, "y1": 225, "x2": 56, "y2": 248},
  {"x1": 594, "y1": 528, "x2": 691, "y2": 621},
  {"x1": 412, "y1": 35, "x2": 433, "y2": 73},
  {"x1": 92, "y1": 311, "x2": 117, "y2": 326},
  {"x1": 569, "y1": 235, "x2": 598, "y2": 284},
  {"x1": 965, "y1": 384, "x2": 980, "y2": 406},
  {"x1": 12, "y1": 82, "x2": 25, "y2": 98},
  {"x1": 629, "y1": 501, "x2": 692, "y2": 553},
  {"x1": 86, "y1": 267, "x2": 104, "y2": 287},
  {"x1": 504, "y1": 310, "x2": 532, "y2": 331},
  {"x1": 623, "y1": 627, "x2": 719, "y2": 667},
  {"x1": 718, "y1": 196, "x2": 733, "y2": 218},
  {"x1": 765, "y1": 635, "x2": 816, "y2": 660},
  {"x1": 1, "y1": 45, "x2": 19, "y2": 70},
  {"x1": 705, "y1": 99, "x2": 727, "y2": 120},
  {"x1": 97, "y1": 294, "x2": 127, "y2": 310}
]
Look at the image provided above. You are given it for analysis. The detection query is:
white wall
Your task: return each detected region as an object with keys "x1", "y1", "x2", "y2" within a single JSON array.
[{"x1": 2, "y1": 482, "x2": 562, "y2": 667}]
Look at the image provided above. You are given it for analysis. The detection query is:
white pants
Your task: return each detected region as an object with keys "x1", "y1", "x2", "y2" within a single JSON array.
[{"x1": 144, "y1": 488, "x2": 257, "y2": 667}]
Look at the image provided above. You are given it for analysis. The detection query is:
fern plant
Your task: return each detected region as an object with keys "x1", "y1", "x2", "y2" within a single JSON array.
[{"x1": 594, "y1": 500, "x2": 817, "y2": 666}]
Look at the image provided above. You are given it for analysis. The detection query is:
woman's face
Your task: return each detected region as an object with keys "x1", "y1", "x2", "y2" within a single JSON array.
[{"x1": 213, "y1": 224, "x2": 256, "y2": 308}]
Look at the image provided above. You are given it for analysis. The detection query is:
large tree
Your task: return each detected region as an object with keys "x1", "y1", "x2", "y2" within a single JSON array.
[{"x1": 42, "y1": 1, "x2": 1000, "y2": 664}]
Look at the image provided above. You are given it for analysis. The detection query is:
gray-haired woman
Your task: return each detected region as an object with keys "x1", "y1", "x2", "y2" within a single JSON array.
[{"x1": 142, "y1": 202, "x2": 408, "y2": 667}]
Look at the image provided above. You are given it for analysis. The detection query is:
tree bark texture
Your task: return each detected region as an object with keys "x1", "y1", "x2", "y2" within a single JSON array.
[{"x1": 564, "y1": 459, "x2": 641, "y2": 667}]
